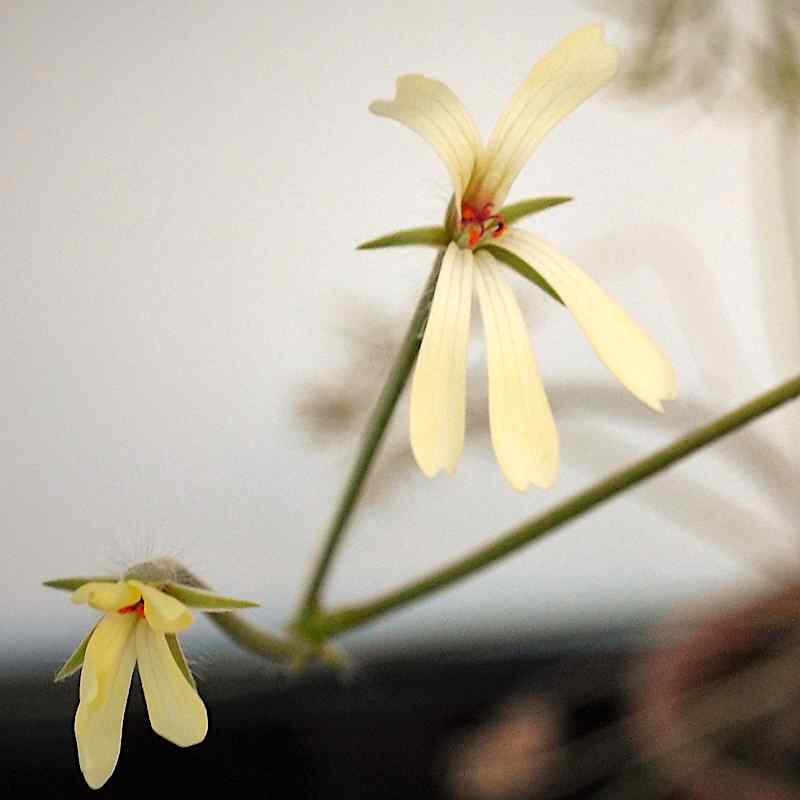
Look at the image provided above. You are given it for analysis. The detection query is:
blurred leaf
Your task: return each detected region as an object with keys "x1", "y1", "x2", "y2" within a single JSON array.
[
  {"x1": 357, "y1": 226, "x2": 448, "y2": 250},
  {"x1": 500, "y1": 196, "x2": 573, "y2": 226},
  {"x1": 166, "y1": 633, "x2": 197, "y2": 690},
  {"x1": 164, "y1": 582, "x2": 259, "y2": 611},
  {"x1": 43, "y1": 576, "x2": 117, "y2": 592},
  {"x1": 482, "y1": 245, "x2": 563, "y2": 305},
  {"x1": 54, "y1": 625, "x2": 96, "y2": 682}
]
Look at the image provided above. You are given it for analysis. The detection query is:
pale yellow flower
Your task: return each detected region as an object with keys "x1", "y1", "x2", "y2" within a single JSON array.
[
  {"x1": 369, "y1": 25, "x2": 676, "y2": 491},
  {"x1": 67, "y1": 580, "x2": 207, "y2": 789}
]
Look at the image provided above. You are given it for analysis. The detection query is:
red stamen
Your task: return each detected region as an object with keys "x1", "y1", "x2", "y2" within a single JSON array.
[
  {"x1": 461, "y1": 202, "x2": 506, "y2": 246},
  {"x1": 119, "y1": 600, "x2": 146, "y2": 617}
]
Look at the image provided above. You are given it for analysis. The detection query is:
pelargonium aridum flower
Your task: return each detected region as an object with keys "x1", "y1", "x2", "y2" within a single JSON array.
[
  {"x1": 365, "y1": 25, "x2": 676, "y2": 490},
  {"x1": 46, "y1": 564, "x2": 258, "y2": 789}
]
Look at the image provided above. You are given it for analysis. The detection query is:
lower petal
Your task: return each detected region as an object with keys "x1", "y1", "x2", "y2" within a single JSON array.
[
  {"x1": 496, "y1": 229, "x2": 677, "y2": 411},
  {"x1": 410, "y1": 243, "x2": 474, "y2": 477},
  {"x1": 74, "y1": 614, "x2": 137, "y2": 789},
  {"x1": 136, "y1": 622, "x2": 208, "y2": 747},
  {"x1": 474, "y1": 251, "x2": 559, "y2": 490}
]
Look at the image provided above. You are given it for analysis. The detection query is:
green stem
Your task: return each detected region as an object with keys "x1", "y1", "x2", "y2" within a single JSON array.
[
  {"x1": 293, "y1": 251, "x2": 444, "y2": 624},
  {"x1": 304, "y1": 374, "x2": 800, "y2": 638},
  {"x1": 206, "y1": 611, "x2": 347, "y2": 669},
  {"x1": 168, "y1": 563, "x2": 342, "y2": 666}
]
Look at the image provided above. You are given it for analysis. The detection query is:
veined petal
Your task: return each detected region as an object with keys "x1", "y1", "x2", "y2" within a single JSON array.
[
  {"x1": 72, "y1": 581, "x2": 141, "y2": 612},
  {"x1": 474, "y1": 250, "x2": 559, "y2": 491},
  {"x1": 136, "y1": 622, "x2": 208, "y2": 747},
  {"x1": 370, "y1": 75, "x2": 483, "y2": 223},
  {"x1": 410, "y1": 242, "x2": 474, "y2": 477},
  {"x1": 132, "y1": 581, "x2": 194, "y2": 634},
  {"x1": 467, "y1": 25, "x2": 619, "y2": 210},
  {"x1": 497, "y1": 228, "x2": 676, "y2": 410},
  {"x1": 74, "y1": 613, "x2": 137, "y2": 789}
]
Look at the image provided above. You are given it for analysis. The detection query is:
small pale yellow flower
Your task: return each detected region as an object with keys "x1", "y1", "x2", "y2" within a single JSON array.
[
  {"x1": 369, "y1": 25, "x2": 677, "y2": 490},
  {"x1": 68, "y1": 580, "x2": 207, "y2": 789}
]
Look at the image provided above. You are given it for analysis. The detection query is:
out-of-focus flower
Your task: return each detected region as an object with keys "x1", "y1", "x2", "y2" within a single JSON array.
[
  {"x1": 366, "y1": 25, "x2": 676, "y2": 491},
  {"x1": 47, "y1": 569, "x2": 258, "y2": 789}
]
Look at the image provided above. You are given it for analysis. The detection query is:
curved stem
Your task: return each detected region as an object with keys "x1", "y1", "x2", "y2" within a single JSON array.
[
  {"x1": 302, "y1": 374, "x2": 800, "y2": 639},
  {"x1": 206, "y1": 611, "x2": 347, "y2": 669},
  {"x1": 293, "y1": 251, "x2": 444, "y2": 625},
  {"x1": 171, "y1": 563, "x2": 345, "y2": 667}
]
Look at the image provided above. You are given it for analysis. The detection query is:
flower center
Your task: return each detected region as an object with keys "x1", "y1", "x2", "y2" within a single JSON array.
[
  {"x1": 119, "y1": 600, "x2": 146, "y2": 618},
  {"x1": 460, "y1": 202, "x2": 506, "y2": 248}
]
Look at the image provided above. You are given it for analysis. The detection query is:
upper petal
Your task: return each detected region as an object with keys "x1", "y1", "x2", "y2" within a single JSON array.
[
  {"x1": 74, "y1": 613, "x2": 138, "y2": 789},
  {"x1": 370, "y1": 75, "x2": 483, "y2": 224},
  {"x1": 72, "y1": 581, "x2": 141, "y2": 612},
  {"x1": 410, "y1": 243, "x2": 474, "y2": 477},
  {"x1": 131, "y1": 581, "x2": 194, "y2": 634},
  {"x1": 136, "y1": 622, "x2": 208, "y2": 747},
  {"x1": 473, "y1": 250, "x2": 559, "y2": 491},
  {"x1": 467, "y1": 25, "x2": 619, "y2": 210},
  {"x1": 495, "y1": 228, "x2": 677, "y2": 410}
]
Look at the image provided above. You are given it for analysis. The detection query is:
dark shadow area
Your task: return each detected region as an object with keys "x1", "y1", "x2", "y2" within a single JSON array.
[{"x1": 2, "y1": 630, "x2": 637, "y2": 798}]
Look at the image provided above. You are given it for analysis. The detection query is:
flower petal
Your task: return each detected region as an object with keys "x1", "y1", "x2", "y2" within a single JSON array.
[
  {"x1": 467, "y1": 25, "x2": 619, "y2": 210},
  {"x1": 473, "y1": 250, "x2": 559, "y2": 491},
  {"x1": 136, "y1": 622, "x2": 208, "y2": 747},
  {"x1": 496, "y1": 228, "x2": 677, "y2": 410},
  {"x1": 74, "y1": 613, "x2": 138, "y2": 790},
  {"x1": 131, "y1": 581, "x2": 194, "y2": 633},
  {"x1": 370, "y1": 75, "x2": 482, "y2": 223},
  {"x1": 72, "y1": 581, "x2": 141, "y2": 612},
  {"x1": 410, "y1": 243, "x2": 474, "y2": 477}
]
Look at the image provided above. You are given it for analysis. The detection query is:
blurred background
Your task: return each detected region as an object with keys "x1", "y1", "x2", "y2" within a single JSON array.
[{"x1": 3, "y1": 1, "x2": 800, "y2": 795}]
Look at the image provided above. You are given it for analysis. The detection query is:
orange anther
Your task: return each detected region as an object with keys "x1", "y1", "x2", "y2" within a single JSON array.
[{"x1": 119, "y1": 600, "x2": 146, "y2": 617}]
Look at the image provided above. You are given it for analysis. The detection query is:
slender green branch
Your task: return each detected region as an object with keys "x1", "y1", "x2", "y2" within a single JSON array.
[
  {"x1": 171, "y1": 562, "x2": 344, "y2": 667},
  {"x1": 302, "y1": 374, "x2": 800, "y2": 638},
  {"x1": 206, "y1": 611, "x2": 346, "y2": 669},
  {"x1": 293, "y1": 251, "x2": 445, "y2": 625}
]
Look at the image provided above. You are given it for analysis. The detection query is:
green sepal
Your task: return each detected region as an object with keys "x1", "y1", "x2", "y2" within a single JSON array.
[
  {"x1": 54, "y1": 624, "x2": 97, "y2": 682},
  {"x1": 357, "y1": 226, "x2": 449, "y2": 250},
  {"x1": 163, "y1": 582, "x2": 260, "y2": 611},
  {"x1": 166, "y1": 634, "x2": 197, "y2": 691},
  {"x1": 499, "y1": 196, "x2": 573, "y2": 227},
  {"x1": 43, "y1": 576, "x2": 118, "y2": 592},
  {"x1": 482, "y1": 245, "x2": 564, "y2": 305}
]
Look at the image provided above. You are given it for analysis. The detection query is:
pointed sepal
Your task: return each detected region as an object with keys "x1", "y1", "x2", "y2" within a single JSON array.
[
  {"x1": 54, "y1": 624, "x2": 97, "y2": 682},
  {"x1": 482, "y1": 245, "x2": 564, "y2": 305},
  {"x1": 499, "y1": 196, "x2": 572, "y2": 226},
  {"x1": 357, "y1": 226, "x2": 449, "y2": 250},
  {"x1": 44, "y1": 576, "x2": 118, "y2": 592},
  {"x1": 166, "y1": 633, "x2": 197, "y2": 691},
  {"x1": 162, "y1": 582, "x2": 260, "y2": 612}
]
